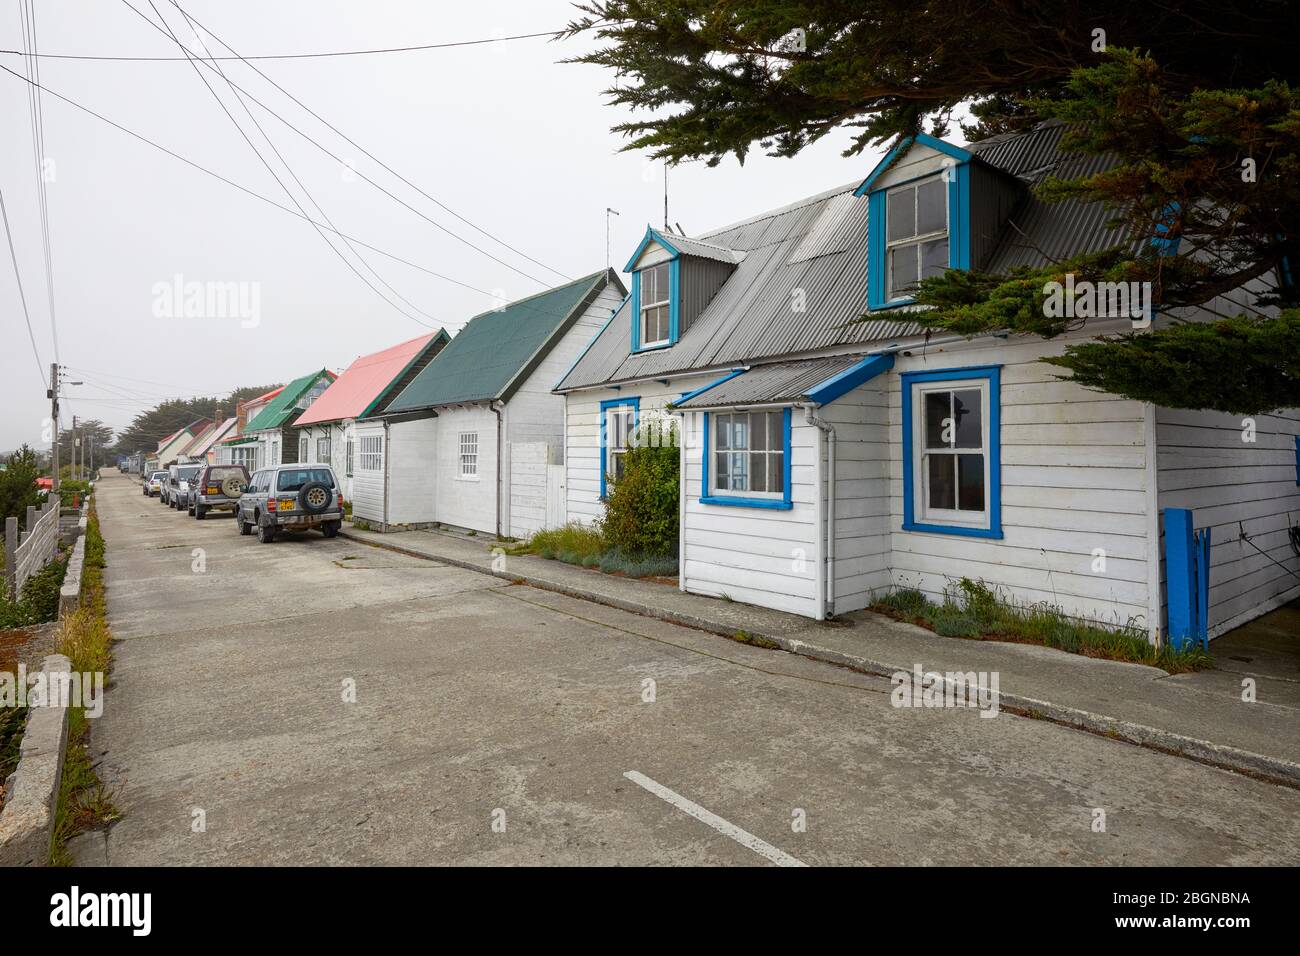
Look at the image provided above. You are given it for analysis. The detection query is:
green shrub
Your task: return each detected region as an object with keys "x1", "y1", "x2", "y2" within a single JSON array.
[
  {"x1": 512, "y1": 522, "x2": 605, "y2": 562},
  {"x1": 0, "y1": 555, "x2": 68, "y2": 627},
  {"x1": 57, "y1": 480, "x2": 92, "y2": 508},
  {"x1": 597, "y1": 547, "x2": 678, "y2": 578},
  {"x1": 601, "y1": 436, "x2": 679, "y2": 558}
]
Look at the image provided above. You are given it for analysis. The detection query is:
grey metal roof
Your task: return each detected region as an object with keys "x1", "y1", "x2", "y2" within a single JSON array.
[
  {"x1": 666, "y1": 233, "x2": 746, "y2": 265},
  {"x1": 674, "y1": 355, "x2": 865, "y2": 409},
  {"x1": 557, "y1": 121, "x2": 1141, "y2": 393}
]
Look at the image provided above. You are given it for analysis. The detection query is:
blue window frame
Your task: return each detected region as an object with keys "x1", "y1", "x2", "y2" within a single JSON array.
[
  {"x1": 859, "y1": 134, "x2": 972, "y2": 311},
  {"x1": 599, "y1": 396, "x2": 639, "y2": 499},
  {"x1": 700, "y1": 407, "x2": 793, "y2": 510},
  {"x1": 630, "y1": 259, "x2": 680, "y2": 352},
  {"x1": 901, "y1": 365, "x2": 1001, "y2": 538}
]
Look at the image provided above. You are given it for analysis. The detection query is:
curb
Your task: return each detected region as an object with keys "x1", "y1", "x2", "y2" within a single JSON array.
[
  {"x1": 0, "y1": 654, "x2": 72, "y2": 866},
  {"x1": 341, "y1": 528, "x2": 1300, "y2": 789}
]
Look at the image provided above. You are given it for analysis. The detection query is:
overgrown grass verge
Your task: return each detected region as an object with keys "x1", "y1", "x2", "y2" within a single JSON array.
[
  {"x1": 508, "y1": 522, "x2": 678, "y2": 579},
  {"x1": 871, "y1": 578, "x2": 1211, "y2": 673},
  {"x1": 49, "y1": 499, "x2": 119, "y2": 865}
]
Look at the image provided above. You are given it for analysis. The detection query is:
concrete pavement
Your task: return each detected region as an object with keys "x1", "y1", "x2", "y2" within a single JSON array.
[{"x1": 74, "y1": 473, "x2": 1300, "y2": 865}]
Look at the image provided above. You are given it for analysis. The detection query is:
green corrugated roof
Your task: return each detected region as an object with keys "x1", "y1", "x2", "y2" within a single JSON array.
[
  {"x1": 244, "y1": 369, "x2": 335, "y2": 432},
  {"x1": 382, "y1": 271, "x2": 616, "y2": 413}
]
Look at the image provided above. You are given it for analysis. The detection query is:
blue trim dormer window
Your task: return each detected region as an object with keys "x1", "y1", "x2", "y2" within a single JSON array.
[
  {"x1": 858, "y1": 134, "x2": 972, "y2": 311},
  {"x1": 626, "y1": 227, "x2": 682, "y2": 352}
]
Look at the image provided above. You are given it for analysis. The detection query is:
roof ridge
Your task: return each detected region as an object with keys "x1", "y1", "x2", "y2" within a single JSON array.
[{"x1": 699, "y1": 181, "x2": 859, "y2": 242}]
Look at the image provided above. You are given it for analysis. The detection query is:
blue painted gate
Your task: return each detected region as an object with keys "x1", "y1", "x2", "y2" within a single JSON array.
[{"x1": 1164, "y1": 508, "x2": 1211, "y2": 652}]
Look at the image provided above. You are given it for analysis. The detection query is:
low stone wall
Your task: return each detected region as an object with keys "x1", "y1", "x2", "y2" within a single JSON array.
[
  {"x1": 0, "y1": 654, "x2": 72, "y2": 866},
  {"x1": 58, "y1": 514, "x2": 89, "y2": 617}
]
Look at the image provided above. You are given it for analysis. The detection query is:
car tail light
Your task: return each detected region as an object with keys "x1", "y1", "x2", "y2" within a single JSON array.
[
  {"x1": 337, "y1": 493, "x2": 343, "y2": 509},
  {"x1": 267, "y1": 498, "x2": 277, "y2": 512}
]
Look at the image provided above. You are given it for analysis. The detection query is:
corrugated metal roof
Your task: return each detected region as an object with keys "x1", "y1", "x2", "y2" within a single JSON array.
[
  {"x1": 295, "y1": 331, "x2": 446, "y2": 425},
  {"x1": 385, "y1": 270, "x2": 619, "y2": 413},
  {"x1": 244, "y1": 369, "x2": 336, "y2": 432},
  {"x1": 187, "y1": 418, "x2": 237, "y2": 457},
  {"x1": 665, "y1": 232, "x2": 745, "y2": 265},
  {"x1": 675, "y1": 355, "x2": 865, "y2": 409},
  {"x1": 558, "y1": 121, "x2": 1137, "y2": 393}
]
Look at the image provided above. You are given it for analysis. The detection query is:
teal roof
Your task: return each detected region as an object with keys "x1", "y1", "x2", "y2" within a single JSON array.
[
  {"x1": 244, "y1": 369, "x2": 336, "y2": 432},
  {"x1": 383, "y1": 270, "x2": 619, "y2": 413}
]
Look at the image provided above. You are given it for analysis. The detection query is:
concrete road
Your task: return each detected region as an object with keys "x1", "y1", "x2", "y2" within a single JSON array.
[{"x1": 77, "y1": 473, "x2": 1300, "y2": 865}]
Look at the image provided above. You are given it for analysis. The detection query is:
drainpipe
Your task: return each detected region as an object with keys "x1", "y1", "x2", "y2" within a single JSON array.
[
  {"x1": 492, "y1": 401, "x2": 505, "y2": 539},
  {"x1": 802, "y1": 404, "x2": 836, "y2": 619}
]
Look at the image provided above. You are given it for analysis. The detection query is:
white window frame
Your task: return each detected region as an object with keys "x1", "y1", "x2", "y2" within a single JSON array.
[
  {"x1": 886, "y1": 175, "x2": 948, "y2": 302},
  {"x1": 299, "y1": 435, "x2": 309, "y2": 462},
  {"x1": 346, "y1": 438, "x2": 354, "y2": 477},
  {"x1": 639, "y1": 262, "x2": 671, "y2": 347},
  {"x1": 709, "y1": 410, "x2": 786, "y2": 500},
  {"x1": 317, "y1": 435, "x2": 331, "y2": 464},
  {"x1": 910, "y1": 377, "x2": 991, "y2": 530},
  {"x1": 458, "y1": 431, "x2": 479, "y2": 479},
  {"x1": 358, "y1": 434, "x2": 383, "y2": 472}
]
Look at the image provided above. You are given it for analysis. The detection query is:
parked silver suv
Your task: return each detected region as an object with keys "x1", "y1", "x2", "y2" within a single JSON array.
[
  {"x1": 164, "y1": 463, "x2": 204, "y2": 510},
  {"x1": 235, "y1": 464, "x2": 343, "y2": 543}
]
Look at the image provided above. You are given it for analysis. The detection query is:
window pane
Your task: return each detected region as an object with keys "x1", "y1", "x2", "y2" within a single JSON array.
[
  {"x1": 715, "y1": 415, "x2": 729, "y2": 450},
  {"x1": 770, "y1": 451, "x2": 784, "y2": 494},
  {"x1": 887, "y1": 186, "x2": 915, "y2": 242},
  {"x1": 888, "y1": 244, "x2": 918, "y2": 299},
  {"x1": 927, "y1": 454, "x2": 956, "y2": 510},
  {"x1": 953, "y1": 389, "x2": 983, "y2": 448},
  {"x1": 920, "y1": 238, "x2": 949, "y2": 279},
  {"x1": 769, "y1": 412, "x2": 782, "y2": 451},
  {"x1": 916, "y1": 179, "x2": 946, "y2": 235},
  {"x1": 731, "y1": 416, "x2": 749, "y2": 450},
  {"x1": 924, "y1": 390, "x2": 951, "y2": 448},
  {"x1": 715, "y1": 452, "x2": 729, "y2": 488},
  {"x1": 612, "y1": 453, "x2": 625, "y2": 482},
  {"x1": 751, "y1": 454, "x2": 767, "y2": 492},
  {"x1": 957, "y1": 454, "x2": 985, "y2": 511},
  {"x1": 731, "y1": 453, "x2": 748, "y2": 491},
  {"x1": 750, "y1": 413, "x2": 767, "y2": 451}
]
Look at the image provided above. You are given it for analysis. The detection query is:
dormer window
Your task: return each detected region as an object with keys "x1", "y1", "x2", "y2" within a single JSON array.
[
  {"x1": 639, "y1": 262, "x2": 672, "y2": 347},
  {"x1": 886, "y1": 177, "x2": 948, "y2": 301}
]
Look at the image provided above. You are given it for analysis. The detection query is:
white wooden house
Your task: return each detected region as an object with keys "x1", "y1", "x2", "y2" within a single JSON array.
[
  {"x1": 291, "y1": 331, "x2": 448, "y2": 502},
  {"x1": 354, "y1": 270, "x2": 625, "y2": 536},
  {"x1": 556, "y1": 122, "x2": 1300, "y2": 642}
]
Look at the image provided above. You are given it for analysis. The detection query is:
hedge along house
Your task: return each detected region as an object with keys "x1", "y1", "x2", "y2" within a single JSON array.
[
  {"x1": 290, "y1": 331, "x2": 449, "y2": 502},
  {"x1": 556, "y1": 121, "x2": 1299, "y2": 641},
  {"x1": 354, "y1": 270, "x2": 626, "y2": 536},
  {"x1": 241, "y1": 369, "x2": 337, "y2": 470}
]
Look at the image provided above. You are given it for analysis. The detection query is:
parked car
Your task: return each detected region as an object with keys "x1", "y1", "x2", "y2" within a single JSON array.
[
  {"x1": 165, "y1": 463, "x2": 205, "y2": 511},
  {"x1": 188, "y1": 464, "x2": 249, "y2": 519},
  {"x1": 143, "y1": 471, "x2": 167, "y2": 497},
  {"x1": 235, "y1": 465, "x2": 344, "y2": 543}
]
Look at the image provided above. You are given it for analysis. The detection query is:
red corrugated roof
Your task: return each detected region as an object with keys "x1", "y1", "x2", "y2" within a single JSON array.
[{"x1": 295, "y1": 333, "x2": 437, "y2": 425}]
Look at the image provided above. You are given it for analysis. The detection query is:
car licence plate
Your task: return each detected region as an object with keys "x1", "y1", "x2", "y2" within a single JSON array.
[{"x1": 279, "y1": 499, "x2": 294, "y2": 510}]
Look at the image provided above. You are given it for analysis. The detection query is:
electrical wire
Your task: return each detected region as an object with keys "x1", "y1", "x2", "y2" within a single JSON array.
[{"x1": 0, "y1": 179, "x2": 46, "y2": 385}]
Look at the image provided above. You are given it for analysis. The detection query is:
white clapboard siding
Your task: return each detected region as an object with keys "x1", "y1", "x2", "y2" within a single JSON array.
[
  {"x1": 886, "y1": 335, "x2": 1154, "y2": 628},
  {"x1": 1156, "y1": 405, "x2": 1300, "y2": 635},
  {"x1": 681, "y1": 408, "x2": 822, "y2": 618},
  {"x1": 431, "y1": 406, "x2": 496, "y2": 533},
  {"x1": 386, "y1": 417, "x2": 439, "y2": 526},
  {"x1": 509, "y1": 441, "x2": 550, "y2": 539}
]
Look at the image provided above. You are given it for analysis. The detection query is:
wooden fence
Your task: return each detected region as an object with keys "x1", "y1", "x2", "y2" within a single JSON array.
[{"x1": 3, "y1": 499, "x2": 61, "y2": 600}]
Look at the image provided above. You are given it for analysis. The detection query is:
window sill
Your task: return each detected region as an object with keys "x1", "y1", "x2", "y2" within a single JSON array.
[
  {"x1": 633, "y1": 340, "x2": 675, "y2": 353},
  {"x1": 902, "y1": 520, "x2": 1002, "y2": 540},
  {"x1": 454, "y1": 475, "x2": 480, "y2": 482},
  {"x1": 871, "y1": 296, "x2": 916, "y2": 311},
  {"x1": 700, "y1": 495, "x2": 793, "y2": 511}
]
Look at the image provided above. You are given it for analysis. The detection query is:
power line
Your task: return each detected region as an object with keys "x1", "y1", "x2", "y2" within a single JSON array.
[
  {"x1": 138, "y1": 0, "x2": 437, "y2": 330},
  {"x1": 0, "y1": 25, "x2": 599, "y2": 62},
  {"x1": 19, "y1": 0, "x2": 60, "y2": 364},
  {"x1": 165, "y1": 0, "x2": 570, "y2": 284},
  {"x1": 0, "y1": 62, "x2": 499, "y2": 307},
  {"x1": 0, "y1": 180, "x2": 46, "y2": 385},
  {"x1": 116, "y1": 0, "x2": 563, "y2": 289}
]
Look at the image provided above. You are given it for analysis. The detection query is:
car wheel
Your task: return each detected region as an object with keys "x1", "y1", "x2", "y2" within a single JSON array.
[
  {"x1": 322, "y1": 521, "x2": 340, "y2": 539},
  {"x1": 195, "y1": 504, "x2": 207, "y2": 520},
  {"x1": 257, "y1": 520, "x2": 275, "y2": 544}
]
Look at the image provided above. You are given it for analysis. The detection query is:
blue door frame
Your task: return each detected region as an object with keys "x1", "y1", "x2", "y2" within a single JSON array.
[{"x1": 1164, "y1": 508, "x2": 1211, "y2": 652}]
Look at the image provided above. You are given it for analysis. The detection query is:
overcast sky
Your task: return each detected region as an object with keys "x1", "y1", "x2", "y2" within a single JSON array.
[{"x1": 1, "y1": 0, "x2": 900, "y2": 453}]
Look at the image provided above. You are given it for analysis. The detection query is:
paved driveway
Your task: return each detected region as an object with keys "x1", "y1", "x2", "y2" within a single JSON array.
[{"x1": 78, "y1": 474, "x2": 1300, "y2": 865}]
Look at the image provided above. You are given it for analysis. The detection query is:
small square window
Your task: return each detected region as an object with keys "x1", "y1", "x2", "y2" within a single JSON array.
[{"x1": 458, "y1": 432, "x2": 479, "y2": 478}]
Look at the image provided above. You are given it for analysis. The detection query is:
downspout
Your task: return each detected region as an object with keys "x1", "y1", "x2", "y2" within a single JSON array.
[
  {"x1": 802, "y1": 404, "x2": 836, "y2": 619},
  {"x1": 382, "y1": 418, "x2": 391, "y2": 532},
  {"x1": 493, "y1": 401, "x2": 505, "y2": 539}
]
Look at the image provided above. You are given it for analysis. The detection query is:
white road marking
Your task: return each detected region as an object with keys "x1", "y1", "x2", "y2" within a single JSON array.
[{"x1": 623, "y1": 770, "x2": 808, "y2": 867}]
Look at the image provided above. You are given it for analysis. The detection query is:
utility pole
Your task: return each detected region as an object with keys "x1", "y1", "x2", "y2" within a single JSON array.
[{"x1": 48, "y1": 362, "x2": 60, "y2": 494}]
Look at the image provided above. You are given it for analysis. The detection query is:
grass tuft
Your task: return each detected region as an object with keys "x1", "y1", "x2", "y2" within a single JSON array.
[{"x1": 872, "y1": 577, "x2": 1211, "y2": 673}]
